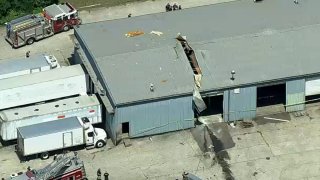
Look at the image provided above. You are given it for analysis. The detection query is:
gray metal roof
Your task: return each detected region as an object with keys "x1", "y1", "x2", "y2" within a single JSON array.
[
  {"x1": 0, "y1": 54, "x2": 49, "y2": 76},
  {"x1": 96, "y1": 44, "x2": 195, "y2": 105},
  {"x1": 194, "y1": 24, "x2": 320, "y2": 91},
  {"x1": 18, "y1": 116, "x2": 81, "y2": 139},
  {"x1": 75, "y1": 0, "x2": 320, "y2": 104},
  {"x1": 75, "y1": 0, "x2": 320, "y2": 58}
]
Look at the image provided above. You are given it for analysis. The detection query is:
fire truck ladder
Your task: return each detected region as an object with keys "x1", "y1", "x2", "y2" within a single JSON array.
[
  {"x1": 12, "y1": 17, "x2": 41, "y2": 32},
  {"x1": 36, "y1": 154, "x2": 74, "y2": 180}
]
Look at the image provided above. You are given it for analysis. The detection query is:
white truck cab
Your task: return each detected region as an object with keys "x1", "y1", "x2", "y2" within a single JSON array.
[{"x1": 80, "y1": 117, "x2": 107, "y2": 148}]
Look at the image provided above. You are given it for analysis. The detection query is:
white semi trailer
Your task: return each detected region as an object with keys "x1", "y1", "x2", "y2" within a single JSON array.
[
  {"x1": 0, "y1": 54, "x2": 60, "y2": 80},
  {"x1": 16, "y1": 116, "x2": 107, "y2": 160},
  {"x1": 0, "y1": 94, "x2": 101, "y2": 141},
  {"x1": 0, "y1": 64, "x2": 87, "y2": 110}
]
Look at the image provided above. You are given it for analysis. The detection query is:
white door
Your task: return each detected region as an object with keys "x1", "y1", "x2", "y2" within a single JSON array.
[
  {"x1": 63, "y1": 132, "x2": 73, "y2": 147},
  {"x1": 306, "y1": 78, "x2": 320, "y2": 96},
  {"x1": 31, "y1": 68, "x2": 40, "y2": 73},
  {"x1": 86, "y1": 131, "x2": 94, "y2": 146}
]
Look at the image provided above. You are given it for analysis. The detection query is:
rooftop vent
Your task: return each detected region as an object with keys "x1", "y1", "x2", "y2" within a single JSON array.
[{"x1": 150, "y1": 83, "x2": 154, "y2": 92}]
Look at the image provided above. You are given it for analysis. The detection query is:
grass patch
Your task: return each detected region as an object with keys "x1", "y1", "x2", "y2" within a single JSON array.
[{"x1": 62, "y1": 0, "x2": 151, "y2": 9}]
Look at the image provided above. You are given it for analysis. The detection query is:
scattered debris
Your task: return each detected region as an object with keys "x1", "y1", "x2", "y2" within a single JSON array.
[
  {"x1": 182, "y1": 171, "x2": 202, "y2": 180},
  {"x1": 255, "y1": 112, "x2": 291, "y2": 125},
  {"x1": 294, "y1": 111, "x2": 306, "y2": 117},
  {"x1": 237, "y1": 137, "x2": 241, "y2": 140},
  {"x1": 266, "y1": 157, "x2": 270, "y2": 160},
  {"x1": 128, "y1": 13, "x2": 132, "y2": 18},
  {"x1": 191, "y1": 123, "x2": 235, "y2": 180},
  {"x1": 263, "y1": 117, "x2": 289, "y2": 122},
  {"x1": 253, "y1": 171, "x2": 258, "y2": 176},
  {"x1": 125, "y1": 30, "x2": 144, "y2": 37},
  {"x1": 240, "y1": 121, "x2": 254, "y2": 128},
  {"x1": 150, "y1": 30, "x2": 163, "y2": 36}
]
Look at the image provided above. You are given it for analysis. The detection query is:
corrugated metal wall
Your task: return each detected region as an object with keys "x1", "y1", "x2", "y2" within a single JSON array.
[
  {"x1": 223, "y1": 86, "x2": 257, "y2": 122},
  {"x1": 113, "y1": 96, "x2": 194, "y2": 138},
  {"x1": 286, "y1": 79, "x2": 305, "y2": 112}
]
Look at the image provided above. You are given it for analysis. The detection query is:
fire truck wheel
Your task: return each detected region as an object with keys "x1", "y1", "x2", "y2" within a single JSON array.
[
  {"x1": 63, "y1": 25, "x2": 70, "y2": 32},
  {"x1": 26, "y1": 38, "x2": 35, "y2": 45},
  {"x1": 40, "y1": 152, "x2": 50, "y2": 160},
  {"x1": 95, "y1": 140, "x2": 106, "y2": 148}
]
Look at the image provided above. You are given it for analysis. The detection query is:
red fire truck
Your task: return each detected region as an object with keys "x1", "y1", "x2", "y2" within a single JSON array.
[
  {"x1": 6, "y1": 153, "x2": 88, "y2": 180},
  {"x1": 5, "y1": 2, "x2": 81, "y2": 48}
]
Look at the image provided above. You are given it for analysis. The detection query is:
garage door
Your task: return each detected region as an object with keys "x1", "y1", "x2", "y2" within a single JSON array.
[{"x1": 306, "y1": 77, "x2": 320, "y2": 96}]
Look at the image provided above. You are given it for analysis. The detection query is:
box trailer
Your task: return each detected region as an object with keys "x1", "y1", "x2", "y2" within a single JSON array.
[
  {"x1": 0, "y1": 54, "x2": 60, "y2": 79},
  {"x1": 0, "y1": 54, "x2": 60, "y2": 80},
  {"x1": 0, "y1": 64, "x2": 87, "y2": 110},
  {"x1": 0, "y1": 94, "x2": 101, "y2": 141},
  {"x1": 16, "y1": 117, "x2": 107, "y2": 160}
]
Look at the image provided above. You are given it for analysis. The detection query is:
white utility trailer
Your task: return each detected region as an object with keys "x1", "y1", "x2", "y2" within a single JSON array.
[
  {"x1": 0, "y1": 54, "x2": 60, "y2": 80},
  {"x1": 0, "y1": 64, "x2": 87, "y2": 110},
  {"x1": 0, "y1": 94, "x2": 101, "y2": 141}
]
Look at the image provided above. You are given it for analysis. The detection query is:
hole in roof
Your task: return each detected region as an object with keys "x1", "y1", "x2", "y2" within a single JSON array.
[
  {"x1": 63, "y1": 104, "x2": 66, "y2": 106},
  {"x1": 34, "y1": 109, "x2": 39, "y2": 111},
  {"x1": 75, "y1": 101, "x2": 79, "y2": 104},
  {"x1": 55, "y1": 105, "x2": 59, "y2": 107},
  {"x1": 14, "y1": 112, "x2": 18, "y2": 115}
]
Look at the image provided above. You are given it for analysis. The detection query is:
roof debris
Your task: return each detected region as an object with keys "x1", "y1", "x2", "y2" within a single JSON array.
[
  {"x1": 125, "y1": 30, "x2": 144, "y2": 37},
  {"x1": 150, "y1": 31, "x2": 163, "y2": 36}
]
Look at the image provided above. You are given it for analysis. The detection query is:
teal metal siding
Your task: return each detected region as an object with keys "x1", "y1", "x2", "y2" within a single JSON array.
[
  {"x1": 286, "y1": 79, "x2": 305, "y2": 112},
  {"x1": 223, "y1": 86, "x2": 257, "y2": 122},
  {"x1": 114, "y1": 96, "x2": 194, "y2": 138},
  {"x1": 105, "y1": 110, "x2": 116, "y2": 143}
]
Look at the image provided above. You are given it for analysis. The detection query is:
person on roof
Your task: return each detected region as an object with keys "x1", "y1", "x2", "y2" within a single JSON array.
[
  {"x1": 166, "y1": 3, "x2": 172, "y2": 11},
  {"x1": 173, "y1": 3, "x2": 179, "y2": 10}
]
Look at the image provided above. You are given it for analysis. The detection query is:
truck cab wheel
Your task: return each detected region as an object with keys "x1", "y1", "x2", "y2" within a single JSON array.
[
  {"x1": 95, "y1": 140, "x2": 106, "y2": 148},
  {"x1": 63, "y1": 25, "x2": 70, "y2": 31},
  {"x1": 40, "y1": 152, "x2": 49, "y2": 160},
  {"x1": 26, "y1": 38, "x2": 35, "y2": 45}
]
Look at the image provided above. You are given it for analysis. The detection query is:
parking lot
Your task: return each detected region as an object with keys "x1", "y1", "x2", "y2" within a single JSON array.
[{"x1": 2, "y1": 103, "x2": 320, "y2": 179}]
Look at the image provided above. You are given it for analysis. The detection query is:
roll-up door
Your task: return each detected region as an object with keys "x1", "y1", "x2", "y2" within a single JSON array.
[
  {"x1": 223, "y1": 86, "x2": 257, "y2": 122},
  {"x1": 286, "y1": 79, "x2": 305, "y2": 112}
]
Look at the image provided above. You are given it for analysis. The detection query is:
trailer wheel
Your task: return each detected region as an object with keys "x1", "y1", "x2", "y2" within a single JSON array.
[
  {"x1": 95, "y1": 140, "x2": 106, "y2": 148},
  {"x1": 26, "y1": 38, "x2": 35, "y2": 45},
  {"x1": 40, "y1": 152, "x2": 49, "y2": 160},
  {"x1": 63, "y1": 25, "x2": 70, "y2": 32}
]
